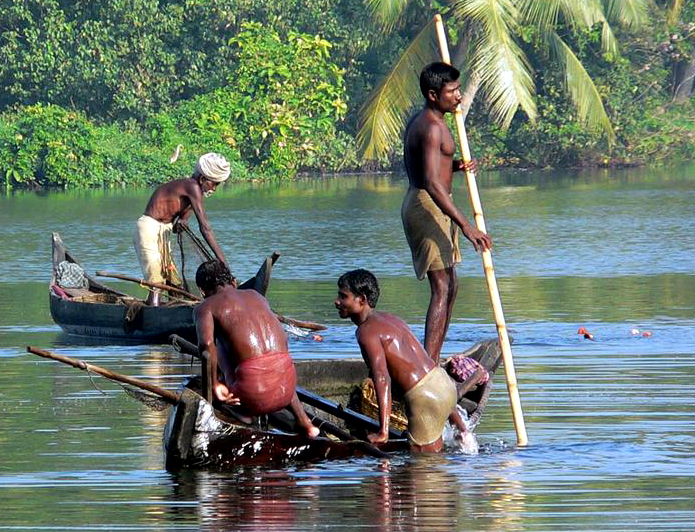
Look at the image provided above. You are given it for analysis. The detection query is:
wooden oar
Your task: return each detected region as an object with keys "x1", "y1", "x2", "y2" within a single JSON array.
[
  {"x1": 96, "y1": 271, "x2": 327, "y2": 332},
  {"x1": 96, "y1": 271, "x2": 200, "y2": 300},
  {"x1": 434, "y1": 14, "x2": 528, "y2": 446},
  {"x1": 169, "y1": 334, "x2": 402, "y2": 440},
  {"x1": 26, "y1": 346, "x2": 179, "y2": 404}
]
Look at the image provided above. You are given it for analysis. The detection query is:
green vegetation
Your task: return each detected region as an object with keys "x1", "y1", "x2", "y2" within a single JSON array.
[{"x1": 0, "y1": 0, "x2": 693, "y2": 189}]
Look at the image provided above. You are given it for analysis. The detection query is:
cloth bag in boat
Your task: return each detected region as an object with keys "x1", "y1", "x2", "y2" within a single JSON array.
[{"x1": 55, "y1": 261, "x2": 88, "y2": 289}]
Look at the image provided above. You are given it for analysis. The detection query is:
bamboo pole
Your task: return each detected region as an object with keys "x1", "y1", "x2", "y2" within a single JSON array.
[
  {"x1": 26, "y1": 346, "x2": 180, "y2": 404},
  {"x1": 433, "y1": 14, "x2": 528, "y2": 446}
]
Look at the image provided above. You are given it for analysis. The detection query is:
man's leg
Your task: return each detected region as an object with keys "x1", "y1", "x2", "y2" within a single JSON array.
[
  {"x1": 288, "y1": 393, "x2": 319, "y2": 438},
  {"x1": 146, "y1": 290, "x2": 160, "y2": 306},
  {"x1": 424, "y1": 266, "x2": 458, "y2": 364},
  {"x1": 409, "y1": 437, "x2": 443, "y2": 453}
]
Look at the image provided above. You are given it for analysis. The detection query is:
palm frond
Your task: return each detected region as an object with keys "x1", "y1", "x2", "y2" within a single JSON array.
[
  {"x1": 364, "y1": 0, "x2": 412, "y2": 31},
  {"x1": 519, "y1": 0, "x2": 560, "y2": 30},
  {"x1": 548, "y1": 31, "x2": 615, "y2": 144},
  {"x1": 559, "y1": 0, "x2": 619, "y2": 56},
  {"x1": 357, "y1": 19, "x2": 438, "y2": 160},
  {"x1": 666, "y1": 0, "x2": 684, "y2": 26},
  {"x1": 604, "y1": 0, "x2": 650, "y2": 28},
  {"x1": 453, "y1": 0, "x2": 537, "y2": 128}
]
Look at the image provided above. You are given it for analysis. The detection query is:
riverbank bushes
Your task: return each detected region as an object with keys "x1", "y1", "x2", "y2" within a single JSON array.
[{"x1": 0, "y1": 0, "x2": 693, "y2": 188}]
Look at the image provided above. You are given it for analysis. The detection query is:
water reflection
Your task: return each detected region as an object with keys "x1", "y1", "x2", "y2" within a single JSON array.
[{"x1": 167, "y1": 455, "x2": 532, "y2": 532}]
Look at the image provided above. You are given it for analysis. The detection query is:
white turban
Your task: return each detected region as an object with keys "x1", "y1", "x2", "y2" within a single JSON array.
[{"x1": 195, "y1": 153, "x2": 230, "y2": 183}]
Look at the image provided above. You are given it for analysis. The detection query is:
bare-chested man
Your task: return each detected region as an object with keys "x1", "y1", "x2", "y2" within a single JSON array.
[
  {"x1": 335, "y1": 269, "x2": 470, "y2": 452},
  {"x1": 194, "y1": 259, "x2": 319, "y2": 439},
  {"x1": 402, "y1": 62, "x2": 492, "y2": 364},
  {"x1": 134, "y1": 152, "x2": 230, "y2": 306}
]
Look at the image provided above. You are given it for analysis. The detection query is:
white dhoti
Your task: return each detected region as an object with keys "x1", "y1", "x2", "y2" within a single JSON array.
[{"x1": 133, "y1": 215, "x2": 179, "y2": 288}]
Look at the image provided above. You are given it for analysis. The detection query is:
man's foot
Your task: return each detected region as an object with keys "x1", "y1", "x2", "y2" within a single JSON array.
[{"x1": 304, "y1": 424, "x2": 320, "y2": 439}]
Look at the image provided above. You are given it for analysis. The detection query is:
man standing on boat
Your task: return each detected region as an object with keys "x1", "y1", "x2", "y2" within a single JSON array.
[
  {"x1": 335, "y1": 269, "x2": 473, "y2": 452},
  {"x1": 134, "y1": 152, "x2": 230, "y2": 306},
  {"x1": 402, "y1": 62, "x2": 492, "y2": 364},
  {"x1": 194, "y1": 259, "x2": 320, "y2": 439}
]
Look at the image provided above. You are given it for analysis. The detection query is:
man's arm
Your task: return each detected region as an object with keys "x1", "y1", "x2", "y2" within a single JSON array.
[
  {"x1": 187, "y1": 184, "x2": 228, "y2": 264},
  {"x1": 421, "y1": 127, "x2": 491, "y2": 252},
  {"x1": 194, "y1": 304, "x2": 222, "y2": 401},
  {"x1": 358, "y1": 331, "x2": 391, "y2": 444}
]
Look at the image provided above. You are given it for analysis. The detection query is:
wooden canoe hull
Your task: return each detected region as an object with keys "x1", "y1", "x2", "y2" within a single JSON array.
[
  {"x1": 49, "y1": 292, "x2": 197, "y2": 343},
  {"x1": 164, "y1": 339, "x2": 502, "y2": 469},
  {"x1": 164, "y1": 388, "x2": 378, "y2": 469}
]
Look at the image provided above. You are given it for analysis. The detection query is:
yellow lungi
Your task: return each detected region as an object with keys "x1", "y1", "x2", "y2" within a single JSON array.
[
  {"x1": 401, "y1": 187, "x2": 461, "y2": 280},
  {"x1": 133, "y1": 215, "x2": 180, "y2": 288},
  {"x1": 404, "y1": 366, "x2": 457, "y2": 446}
]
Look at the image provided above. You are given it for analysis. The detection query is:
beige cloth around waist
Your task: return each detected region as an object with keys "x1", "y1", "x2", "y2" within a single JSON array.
[
  {"x1": 401, "y1": 187, "x2": 461, "y2": 280},
  {"x1": 404, "y1": 366, "x2": 457, "y2": 446},
  {"x1": 133, "y1": 214, "x2": 179, "y2": 287}
]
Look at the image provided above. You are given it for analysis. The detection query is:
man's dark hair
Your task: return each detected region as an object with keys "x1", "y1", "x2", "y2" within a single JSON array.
[
  {"x1": 195, "y1": 260, "x2": 234, "y2": 292},
  {"x1": 420, "y1": 62, "x2": 460, "y2": 98},
  {"x1": 338, "y1": 269, "x2": 380, "y2": 308}
]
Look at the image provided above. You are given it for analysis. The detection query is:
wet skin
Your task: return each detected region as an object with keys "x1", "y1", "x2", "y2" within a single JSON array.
[
  {"x1": 335, "y1": 286, "x2": 468, "y2": 452},
  {"x1": 195, "y1": 283, "x2": 319, "y2": 438},
  {"x1": 403, "y1": 80, "x2": 492, "y2": 364},
  {"x1": 143, "y1": 174, "x2": 227, "y2": 265}
]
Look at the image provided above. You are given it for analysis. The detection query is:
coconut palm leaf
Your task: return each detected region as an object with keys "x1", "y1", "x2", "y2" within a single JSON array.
[
  {"x1": 364, "y1": 0, "x2": 413, "y2": 31},
  {"x1": 559, "y1": 0, "x2": 620, "y2": 56},
  {"x1": 453, "y1": 0, "x2": 537, "y2": 128},
  {"x1": 357, "y1": 18, "x2": 438, "y2": 160},
  {"x1": 667, "y1": 0, "x2": 684, "y2": 25},
  {"x1": 604, "y1": 0, "x2": 650, "y2": 27},
  {"x1": 547, "y1": 31, "x2": 616, "y2": 144},
  {"x1": 519, "y1": 0, "x2": 560, "y2": 30}
]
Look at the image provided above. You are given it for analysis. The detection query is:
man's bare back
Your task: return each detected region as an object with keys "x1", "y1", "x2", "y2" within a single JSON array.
[
  {"x1": 356, "y1": 311, "x2": 435, "y2": 394},
  {"x1": 144, "y1": 178, "x2": 201, "y2": 224},
  {"x1": 195, "y1": 285, "x2": 287, "y2": 381}
]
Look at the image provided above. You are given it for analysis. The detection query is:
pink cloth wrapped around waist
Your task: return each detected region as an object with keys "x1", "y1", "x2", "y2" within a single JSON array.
[{"x1": 229, "y1": 351, "x2": 297, "y2": 415}]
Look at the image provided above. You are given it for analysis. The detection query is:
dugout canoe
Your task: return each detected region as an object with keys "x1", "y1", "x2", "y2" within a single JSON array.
[
  {"x1": 49, "y1": 232, "x2": 276, "y2": 344},
  {"x1": 163, "y1": 337, "x2": 503, "y2": 469}
]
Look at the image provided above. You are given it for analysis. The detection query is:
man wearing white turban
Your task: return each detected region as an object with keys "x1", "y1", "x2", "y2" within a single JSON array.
[{"x1": 134, "y1": 152, "x2": 231, "y2": 306}]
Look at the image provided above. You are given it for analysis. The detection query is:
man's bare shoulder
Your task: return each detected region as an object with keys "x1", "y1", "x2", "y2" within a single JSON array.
[
  {"x1": 406, "y1": 111, "x2": 443, "y2": 146},
  {"x1": 357, "y1": 312, "x2": 404, "y2": 339}
]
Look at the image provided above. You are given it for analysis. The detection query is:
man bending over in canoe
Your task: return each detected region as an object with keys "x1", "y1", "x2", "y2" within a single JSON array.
[
  {"x1": 194, "y1": 259, "x2": 319, "y2": 439},
  {"x1": 335, "y1": 269, "x2": 472, "y2": 452},
  {"x1": 134, "y1": 152, "x2": 230, "y2": 306}
]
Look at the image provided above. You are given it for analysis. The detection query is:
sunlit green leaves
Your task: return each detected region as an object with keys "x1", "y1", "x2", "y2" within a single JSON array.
[{"x1": 357, "y1": 19, "x2": 438, "y2": 160}]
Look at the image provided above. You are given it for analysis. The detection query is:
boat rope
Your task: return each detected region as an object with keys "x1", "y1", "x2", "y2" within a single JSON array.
[{"x1": 85, "y1": 368, "x2": 107, "y2": 396}]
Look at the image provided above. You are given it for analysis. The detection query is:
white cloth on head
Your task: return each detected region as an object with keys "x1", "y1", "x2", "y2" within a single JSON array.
[{"x1": 196, "y1": 153, "x2": 230, "y2": 183}]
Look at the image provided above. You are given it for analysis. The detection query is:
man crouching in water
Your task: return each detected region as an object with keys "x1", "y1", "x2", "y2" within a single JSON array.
[
  {"x1": 194, "y1": 260, "x2": 319, "y2": 439},
  {"x1": 335, "y1": 269, "x2": 470, "y2": 452}
]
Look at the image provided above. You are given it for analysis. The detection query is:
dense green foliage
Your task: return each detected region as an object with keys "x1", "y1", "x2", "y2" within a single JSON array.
[
  {"x1": 0, "y1": 0, "x2": 693, "y2": 188},
  {"x1": 148, "y1": 22, "x2": 355, "y2": 179}
]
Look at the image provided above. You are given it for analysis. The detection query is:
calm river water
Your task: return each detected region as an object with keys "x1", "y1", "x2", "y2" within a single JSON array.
[{"x1": 1, "y1": 165, "x2": 694, "y2": 530}]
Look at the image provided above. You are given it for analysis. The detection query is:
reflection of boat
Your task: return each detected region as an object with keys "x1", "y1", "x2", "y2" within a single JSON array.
[
  {"x1": 49, "y1": 232, "x2": 276, "y2": 344},
  {"x1": 164, "y1": 338, "x2": 503, "y2": 469}
]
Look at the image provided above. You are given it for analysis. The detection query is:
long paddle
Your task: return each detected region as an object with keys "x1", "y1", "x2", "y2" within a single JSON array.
[
  {"x1": 169, "y1": 334, "x2": 403, "y2": 440},
  {"x1": 433, "y1": 14, "x2": 528, "y2": 446},
  {"x1": 26, "y1": 346, "x2": 180, "y2": 404},
  {"x1": 95, "y1": 271, "x2": 327, "y2": 332}
]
